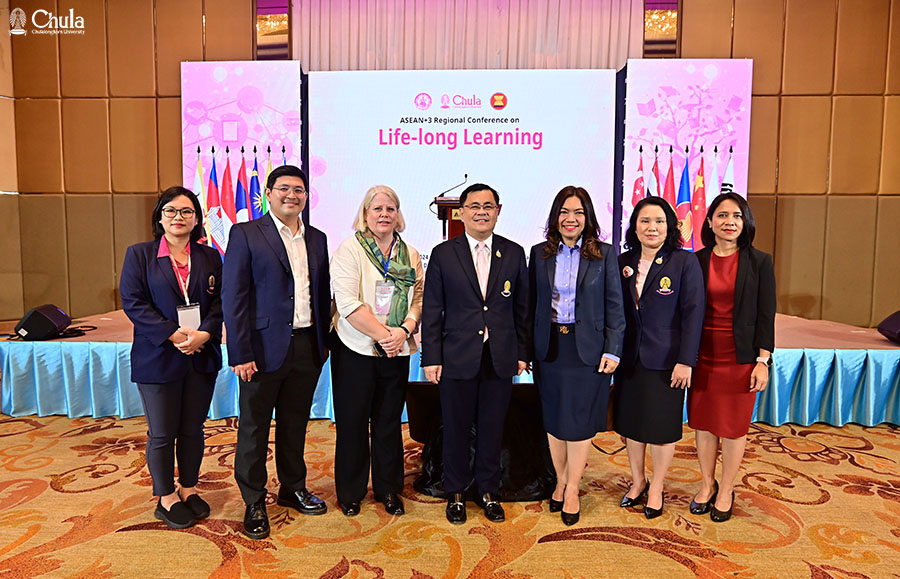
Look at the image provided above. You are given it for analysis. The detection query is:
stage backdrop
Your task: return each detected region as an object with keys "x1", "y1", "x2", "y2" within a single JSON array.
[
  {"x1": 308, "y1": 69, "x2": 617, "y2": 262},
  {"x1": 621, "y1": 59, "x2": 752, "y2": 251}
]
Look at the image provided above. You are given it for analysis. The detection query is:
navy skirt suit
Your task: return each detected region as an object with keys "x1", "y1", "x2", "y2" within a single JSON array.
[
  {"x1": 613, "y1": 248, "x2": 704, "y2": 444},
  {"x1": 530, "y1": 241, "x2": 625, "y2": 440}
]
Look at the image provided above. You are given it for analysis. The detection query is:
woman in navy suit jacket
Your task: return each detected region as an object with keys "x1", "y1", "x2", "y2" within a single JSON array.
[
  {"x1": 614, "y1": 197, "x2": 704, "y2": 519},
  {"x1": 119, "y1": 186, "x2": 222, "y2": 529},
  {"x1": 530, "y1": 186, "x2": 625, "y2": 525}
]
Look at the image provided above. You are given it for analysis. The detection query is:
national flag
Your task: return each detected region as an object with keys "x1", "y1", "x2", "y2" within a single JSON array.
[
  {"x1": 631, "y1": 156, "x2": 645, "y2": 208},
  {"x1": 193, "y1": 154, "x2": 209, "y2": 243},
  {"x1": 676, "y1": 155, "x2": 693, "y2": 249},
  {"x1": 206, "y1": 156, "x2": 226, "y2": 255},
  {"x1": 720, "y1": 153, "x2": 735, "y2": 194},
  {"x1": 220, "y1": 155, "x2": 237, "y2": 228},
  {"x1": 691, "y1": 157, "x2": 706, "y2": 250},
  {"x1": 647, "y1": 155, "x2": 661, "y2": 198},
  {"x1": 234, "y1": 155, "x2": 250, "y2": 223},
  {"x1": 662, "y1": 154, "x2": 677, "y2": 209},
  {"x1": 708, "y1": 148, "x2": 720, "y2": 205},
  {"x1": 250, "y1": 156, "x2": 264, "y2": 220}
]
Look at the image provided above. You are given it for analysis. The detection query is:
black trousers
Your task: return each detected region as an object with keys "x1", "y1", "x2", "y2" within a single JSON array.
[
  {"x1": 234, "y1": 330, "x2": 321, "y2": 505},
  {"x1": 331, "y1": 338, "x2": 409, "y2": 504},
  {"x1": 439, "y1": 341, "x2": 512, "y2": 495},
  {"x1": 137, "y1": 367, "x2": 216, "y2": 497}
]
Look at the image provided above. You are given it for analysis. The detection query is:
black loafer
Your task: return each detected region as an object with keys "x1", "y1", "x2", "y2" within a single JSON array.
[
  {"x1": 179, "y1": 492, "x2": 210, "y2": 520},
  {"x1": 620, "y1": 481, "x2": 649, "y2": 508},
  {"x1": 339, "y1": 501, "x2": 361, "y2": 516},
  {"x1": 690, "y1": 481, "x2": 719, "y2": 516},
  {"x1": 155, "y1": 500, "x2": 196, "y2": 529},
  {"x1": 644, "y1": 491, "x2": 665, "y2": 520},
  {"x1": 375, "y1": 493, "x2": 405, "y2": 516},
  {"x1": 277, "y1": 488, "x2": 327, "y2": 515},
  {"x1": 243, "y1": 501, "x2": 269, "y2": 540},
  {"x1": 710, "y1": 491, "x2": 735, "y2": 523},
  {"x1": 446, "y1": 493, "x2": 466, "y2": 524},
  {"x1": 479, "y1": 493, "x2": 505, "y2": 523}
]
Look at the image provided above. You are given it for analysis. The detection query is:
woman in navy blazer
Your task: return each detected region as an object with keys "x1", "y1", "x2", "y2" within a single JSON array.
[
  {"x1": 530, "y1": 186, "x2": 625, "y2": 525},
  {"x1": 614, "y1": 197, "x2": 704, "y2": 519},
  {"x1": 119, "y1": 186, "x2": 222, "y2": 529}
]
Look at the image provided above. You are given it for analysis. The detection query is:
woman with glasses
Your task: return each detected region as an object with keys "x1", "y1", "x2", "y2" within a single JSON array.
[
  {"x1": 329, "y1": 185, "x2": 424, "y2": 516},
  {"x1": 120, "y1": 186, "x2": 223, "y2": 529}
]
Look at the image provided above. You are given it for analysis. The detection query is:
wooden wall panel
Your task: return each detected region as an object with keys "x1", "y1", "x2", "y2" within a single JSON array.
[
  {"x1": 156, "y1": 0, "x2": 203, "y2": 97},
  {"x1": 19, "y1": 194, "x2": 69, "y2": 311},
  {"x1": 0, "y1": 195, "x2": 24, "y2": 320},
  {"x1": 58, "y1": 0, "x2": 107, "y2": 97},
  {"x1": 157, "y1": 97, "x2": 182, "y2": 190},
  {"x1": 110, "y1": 98, "x2": 158, "y2": 192},
  {"x1": 783, "y1": 0, "x2": 837, "y2": 95},
  {"x1": 112, "y1": 194, "x2": 157, "y2": 308},
  {"x1": 10, "y1": 0, "x2": 59, "y2": 97},
  {"x1": 748, "y1": 194, "x2": 776, "y2": 257},
  {"x1": 0, "y1": 99, "x2": 17, "y2": 192},
  {"x1": 61, "y1": 99, "x2": 110, "y2": 193},
  {"x1": 774, "y1": 196, "x2": 826, "y2": 318},
  {"x1": 822, "y1": 196, "x2": 877, "y2": 325},
  {"x1": 748, "y1": 96, "x2": 779, "y2": 194},
  {"x1": 888, "y1": 0, "x2": 900, "y2": 94},
  {"x1": 0, "y1": 4, "x2": 13, "y2": 98},
  {"x1": 733, "y1": 0, "x2": 784, "y2": 95},
  {"x1": 778, "y1": 97, "x2": 832, "y2": 194},
  {"x1": 108, "y1": 0, "x2": 155, "y2": 97},
  {"x1": 829, "y1": 96, "x2": 883, "y2": 194},
  {"x1": 881, "y1": 96, "x2": 900, "y2": 193},
  {"x1": 66, "y1": 194, "x2": 115, "y2": 316},
  {"x1": 872, "y1": 196, "x2": 900, "y2": 324},
  {"x1": 680, "y1": 0, "x2": 734, "y2": 58},
  {"x1": 15, "y1": 99, "x2": 63, "y2": 193},
  {"x1": 834, "y1": 0, "x2": 890, "y2": 95},
  {"x1": 204, "y1": 0, "x2": 254, "y2": 61}
]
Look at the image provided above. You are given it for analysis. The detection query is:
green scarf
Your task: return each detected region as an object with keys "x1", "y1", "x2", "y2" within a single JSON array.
[{"x1": 356, "y1": 231, "x2": 416, "y2": 327}]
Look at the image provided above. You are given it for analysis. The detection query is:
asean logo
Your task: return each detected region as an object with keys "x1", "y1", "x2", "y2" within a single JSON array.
[
  {"x1": 490, "y1": 93, "x2": 507, "y2": 110},
  {"x1": 414, "y1": 93, "x2": 432, "y2": 111}
]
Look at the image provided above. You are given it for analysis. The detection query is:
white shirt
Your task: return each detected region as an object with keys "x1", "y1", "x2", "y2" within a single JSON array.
[
  {"x1": 331, "y1": 235, "x2": 425, "y2": 356},
  {"x1": 269, "y1": 211, "x2": 312, "y2": 328}
]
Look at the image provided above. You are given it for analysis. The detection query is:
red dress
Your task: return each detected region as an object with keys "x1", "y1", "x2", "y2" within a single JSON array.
[{"x1": 687, "y1": 251, "x2": 756, "y2": 438}]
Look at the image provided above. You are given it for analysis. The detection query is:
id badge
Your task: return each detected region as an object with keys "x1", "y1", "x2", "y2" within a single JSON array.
[
  {"x1": 176, "y1": 303, "x2": 201, "y2": 330},
  {"x1": 374, "y1": 280, "x2": 394, "y2": 316}
]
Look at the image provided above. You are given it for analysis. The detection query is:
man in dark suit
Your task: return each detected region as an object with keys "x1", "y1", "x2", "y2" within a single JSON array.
[
  {"x1": 223, "y1": 165, "x2": 331, "y2": 540},
  {"x1": 421, "y1": 183, "x2": 530, "y2": 524}
]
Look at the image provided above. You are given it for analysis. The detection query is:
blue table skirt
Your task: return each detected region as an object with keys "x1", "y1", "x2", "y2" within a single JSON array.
[{"x1": 2, "y1": 344, "x2": 898, "y2": 427}]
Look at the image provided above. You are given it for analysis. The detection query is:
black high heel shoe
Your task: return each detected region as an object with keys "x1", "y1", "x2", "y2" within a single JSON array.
[
  {"x1": 620, "y1": 481, "x2": 649, "y2": 508},
  {"x1": 549, "y1": 486, "x2": 565, "y2": 513},
  {"x1": 689, "y1": 481, "x2": 719, "y2": 515},
  {"x1": 644, "y1": 490, "x2": 665, "y2": 520},
  {"x1": 710, "y1": 491, "x2": 735, "y2": 522},
  {"x1": 561, "y1": 496, "x2": 580, "y2": 526}
]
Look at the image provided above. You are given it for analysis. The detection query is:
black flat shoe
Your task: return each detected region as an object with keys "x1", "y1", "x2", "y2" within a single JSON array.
[
  {"x1": 479, "y1": 493, "x2": 505, "y2": 523},
  {"x1": 179, "y1": 491, "x2": 210, "y2": 520},
  {"x1": 155, "y1": 500, "x2": 196, "y2": 529},
  {"x1": 620, "y1": 481, "x2": 649, "y2": 508},
  {"x1": 339, "y1": 501, "x2": 361, "y2": 516},
  {"x1": 689, "y1": 481, "x2": 719, "y2": 516},
  {"x1": 277, "y1": 488, "x2": 327, "y2": 515},
  {"x1": 644, "y1": 491, "x2": 665, "y2": 520},
  {"x1": 446, "y1": 493, "x2": 466, "y2": 524},
  {"x1": 375, "y1": 493, "x2": 405, "y2": 516},
  {"x1": 243, "y1": 501, "x2": 269, "y2": 540},
  {"x1": 548, "y1": 498, "x2": 564, "y2": 513},
  {"x1": 710, "y1": 491, "x2": 735, "y2": 523}
]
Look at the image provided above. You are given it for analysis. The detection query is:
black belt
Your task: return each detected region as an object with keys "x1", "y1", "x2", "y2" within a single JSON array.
[
  {"x1": 551, "y1": 322, "x2": 574, "y2": 334},
  {"x1": 291, "y1": 325, "x2": 314, "y2": 336}
]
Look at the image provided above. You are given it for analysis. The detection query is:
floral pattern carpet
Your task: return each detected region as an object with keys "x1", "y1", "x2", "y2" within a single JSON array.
[{"x1": 1, "y1": 414, "x2": 899, "y2": 578}]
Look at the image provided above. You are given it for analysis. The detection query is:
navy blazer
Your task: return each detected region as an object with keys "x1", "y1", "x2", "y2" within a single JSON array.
[
  {"x1": 222, "y1": 215, "x2": 330, "y2": 372},
  {"x1": 617, "y1": 247, "x2": 705, "y2": 371},
  {"x1": 421, "y1": 234, "x2": 530, "y2": 380},
  {"x1": 119, "y1": 239, "x2": 223, "y2": 383},
  {"x1": 695, "y1": 246, "x2": 776, "y2": 364},
  {"x1": 529, "y1": 241, "x2": 625, "y2": 366}
]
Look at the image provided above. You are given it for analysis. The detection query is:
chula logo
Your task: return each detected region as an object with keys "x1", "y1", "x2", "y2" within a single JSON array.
[
  {"x1": 9, "y1": 7, "x2": 86, "y2": 35},
  {"x1": 9, "y1": 7, "x2": 27, "y2": 35}
]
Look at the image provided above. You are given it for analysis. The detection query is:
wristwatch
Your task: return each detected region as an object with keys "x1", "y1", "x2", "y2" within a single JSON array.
[
  {"x1": 756, "y1": 356, "x2": 773, "y2": 367},
  {"x1": 399, "y1": 325, "x2": 411, "y2": 336}
]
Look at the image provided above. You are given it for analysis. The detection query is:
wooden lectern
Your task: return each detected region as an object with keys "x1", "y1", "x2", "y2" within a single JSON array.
[{"x1": 433, "y1": 196, "x2": 465, "y2": 240}]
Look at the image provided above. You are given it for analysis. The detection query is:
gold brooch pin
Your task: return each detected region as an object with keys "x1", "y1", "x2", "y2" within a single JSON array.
[
  {"x1": 496, "y1": 249, "x2": 502, "y2": 258},
  {"x1": 655, "y1": 256, "x2": 663, "y2": 264},
  {"x1": 501, "y1": 280, "x2": 511, "y2": 297}
]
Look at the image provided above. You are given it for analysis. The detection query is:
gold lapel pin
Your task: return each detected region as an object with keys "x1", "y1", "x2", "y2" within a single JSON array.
[
  {"x1": 655, "y1": 256, "x2": 663, "y2": 265},
  {"x1": 496, "y1": 249, "x2": 502, "y2": 258}
]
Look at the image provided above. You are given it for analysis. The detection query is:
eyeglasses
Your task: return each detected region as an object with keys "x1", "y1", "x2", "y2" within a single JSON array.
[
  {"x1": 272, "y1": 186, "x2": 307, "y2": 196},
  {"x1": 161, "y1": 207, "x2": 196, "y2": 219},
  {"x1": 463, "y1": 203, "x2": 499, "y2": 212}
]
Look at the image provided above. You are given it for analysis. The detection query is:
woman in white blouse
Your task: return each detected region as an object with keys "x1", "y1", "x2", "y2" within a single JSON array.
[{"x1": 330, "y1": 185, "x2": 424, "y2": 517}]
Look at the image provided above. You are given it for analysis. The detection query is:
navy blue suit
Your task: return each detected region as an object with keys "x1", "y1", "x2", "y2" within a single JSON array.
[
  {"x1": 222, "y1": 214, "x2": 330, "y2": 506},
  {"x1": 119, "y1": 239, "x2": 223, "y2": 497}
]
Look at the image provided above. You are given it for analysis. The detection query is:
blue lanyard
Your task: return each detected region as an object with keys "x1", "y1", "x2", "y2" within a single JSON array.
[{"x1": 382, "y1": 237, "x2": 396, "y2": 279}]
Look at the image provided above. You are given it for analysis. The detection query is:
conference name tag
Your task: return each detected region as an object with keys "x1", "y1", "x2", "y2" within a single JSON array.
[
  {"x1": 176, "y1": 303, "x2": 201, "y2": 330},
  {"x1": 374, "y1": 280, "x2": 394, "y2": 316}
]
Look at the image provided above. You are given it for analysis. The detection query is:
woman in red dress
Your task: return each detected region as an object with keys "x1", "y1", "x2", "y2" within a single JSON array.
[{"x1": 687, "y1": 193, "x2": 776, "y2": 522}]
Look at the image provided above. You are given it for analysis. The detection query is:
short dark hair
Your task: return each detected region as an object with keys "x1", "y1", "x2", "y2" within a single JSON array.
[
  {"x1": 542, "y1": 186, "x2": 605, "y2": 261},
  {"x1": 152, "y1": 186, "x2": 204, "y2": 242},
  {"x1": 459, "y1": 183, "x2": 499, "y2": 206},
  {"x1": 624, "y1": 196, "x2": 683, "y2": 252},
  {"x1": 700, "y1": 192, "x2": 757, "y2": 249},
  {"x1": 266, "y1": 164, "x2": 307, "y2": 190}
]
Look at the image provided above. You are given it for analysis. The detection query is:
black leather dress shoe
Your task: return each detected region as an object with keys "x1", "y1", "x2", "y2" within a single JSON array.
[
  {"x1": 644, "y1": 491, "x2": 665, "y2": 520},
  {"x1": 277, "y1": 488, "x2": 327, "y2": 515},
  {"x1": 243, "y1": 501, "x2": 269, "y2": 540},
  {"x1": 375, "y1": 493, "x2": 405, "y2": 516},
  {"x1": 446, "y1": 493, "x2": 466, "y2": 524},
  {"x1": 155, "y1": 500, "x2": 196, "y2": 529},
  {"x1": 339, "y1": 501, "x2": 361, "y2": 516},
  {"x1": 479, "y1": 493, "x2": 505, "y2": 523},
  {"x1": 690, "y1": 481, "x2": 719, "y2": 516},
  {"x1": 179, "y1": 491, "x2": 210, "y2": 520},
  {"x1": 710, "y1": 491, "x2": 735, "y2": 522},
  {"x1": 620, "y1": 481, "x2": 649, "y2": 508}
]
